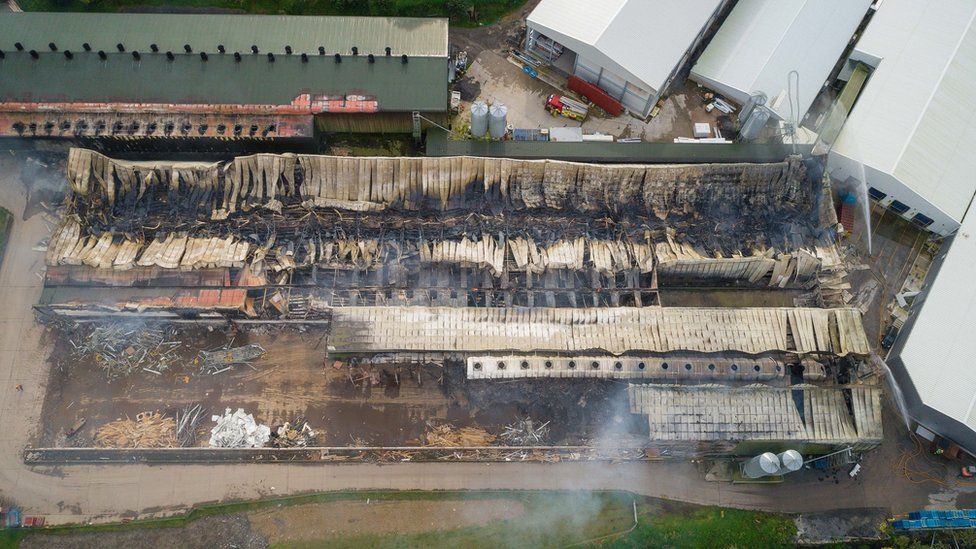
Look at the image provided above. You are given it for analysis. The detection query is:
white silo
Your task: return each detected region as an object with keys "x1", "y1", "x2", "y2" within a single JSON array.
[
  {"x1": 488, "y1": 102, "x2": 508, "y2": 139},
  {"x1": 776, "y1": 450, "x2": 803, "y2": 474},
  {"x1": 742, "y1": 452, "x2": 780, "y2": 479},
  {"x1": 470, "y1": 101, "x2": 489, "y2": 138}
]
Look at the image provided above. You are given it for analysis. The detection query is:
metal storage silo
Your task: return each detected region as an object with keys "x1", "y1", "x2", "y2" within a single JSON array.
[
  {"x1": 470, "y1": 101, "x2": 489, "y2": 138},
  {"x1": 742, "y1": 452, "x2": 780, "y2": 479},
  {"x1": 488, "y1": 102, "x2": 508, "y2": 139},
  {"x1": 776, "y1": 450, "x2": 803, "y2": 474}
]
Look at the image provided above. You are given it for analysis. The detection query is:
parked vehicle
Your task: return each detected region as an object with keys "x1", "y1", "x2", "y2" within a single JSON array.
[{"x1": 545, "y1": 94, "x2": 588, "y2": 121}]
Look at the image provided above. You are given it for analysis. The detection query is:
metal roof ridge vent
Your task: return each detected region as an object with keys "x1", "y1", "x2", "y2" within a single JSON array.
[
  {"x1": 300, "y1": 52, "x2": 308, "y2": 63},
  {"x1": 29, "y1": 50, "x2": 38, "y2": 59},
  {"x1": 351, "y1": 46, "x2": 358, "y2": 55},
  {"x1": 217, "y1": 45, "x2": 225, "y2": 54},
  {"x1": 183, "y1": 44, "x2": 192, "y2": 53},
  {"x1": 267, "y1": 52, "x2": 275, "y2": 62},
  {"x1": 200, "y1": 51, "x2": 208, "y2": 61},
  {"x1": 132, "y1": 50, "x2": 140, "y2": 61},
  {"x1": 48, "y1": 42, "x2": 57, "y2": 52},
  {"x1": 150, "y1": 44, "x2": 159, "y2": 53},
  {"x1": 233, "y1": 52, "x2": 241, "y2": 62},
  {"x1": 334, "y1": 53, "x2": 341, "y2": 63},
  {"x1": 385, "y1": 47, "x2": 391, "y2": 56},
  {"x1": 63, "y1": 50, "x2": 73, "y2": 60},
  {"x1": 367, "y1": 53, "x2": 375, "y2": 63},
  {"x1": 83, "y1": 43, "x2": 91, "y2": 52},
  {"x1": 165, "y1": 51, "x2": 174, "y2": 61},
  {"x1": 285, "y1": 45, "x2": 292, "y2": 55},
  {"x1": 401, "y1": 54, "x2": 408, "y2": 64},
  {"x1": 116, "y1": 43, "x2": 125, "y2": 52},
  {"x1": 318, "y1": 46, "x2": 325, "y2": 55},
  {"x1": 14, "y1": 42, "x2": 23, "y2": 51},
  {"x1": 251, "y1": 45, "x2": 259, "y2": 54},
  {"x1": 98, "y1": 50, "x2": 107, "y2": 60}
]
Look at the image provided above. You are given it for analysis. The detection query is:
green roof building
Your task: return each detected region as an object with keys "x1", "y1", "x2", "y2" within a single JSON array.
[{"x1": 0, "y1": 13, "x2": 449, "y2": 139}]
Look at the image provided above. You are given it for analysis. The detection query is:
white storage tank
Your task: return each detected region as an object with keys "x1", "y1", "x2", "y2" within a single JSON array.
[
  {"x1": 470, "y1": 101, "x2": 489, "y2": 138},
  {"x1": 742, "y1": 452, "x2": 780, "y2": 479},
  {"x1": 776, "y1": 450, "x2": 803, "y2": 474},
  {"x1": 488, "y1": 102, "x2": 508, "y2": 139}
]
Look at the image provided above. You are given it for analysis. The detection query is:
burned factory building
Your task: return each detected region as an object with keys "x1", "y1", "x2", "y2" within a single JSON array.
[
  {"x1": 0, "y1": 13, "x2": 449, "y2": 144},
  {"x1": 26, "y1": 146, "x2": 883, "y2": 461}
]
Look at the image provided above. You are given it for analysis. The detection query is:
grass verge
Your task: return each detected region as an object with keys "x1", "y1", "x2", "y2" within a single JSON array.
[{"x1": 0, "y1": 490, "x2": 798, "y2": 549}]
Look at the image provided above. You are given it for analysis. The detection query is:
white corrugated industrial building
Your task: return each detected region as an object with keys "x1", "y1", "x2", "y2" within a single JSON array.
[
  {"x1": 827, "y1": 0, "x2": 976, "y2": 236},
  {"x1": 690, "y1": 0, "x2": 871, "y2": 123},
  {"x1": 888, "y1": 204, "x2": 976, "y2": 456},
  {"x1": 525, "y1": 0, "x2": 726, "y2": 117}
]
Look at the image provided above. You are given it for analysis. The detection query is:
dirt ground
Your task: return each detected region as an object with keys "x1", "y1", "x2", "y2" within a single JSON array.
[
  {"x1": 249, "y1": 498, "x2": 525, "y2": 542},
  {"x1": 38, "y1": 324, "x2": 644, "y2": 448},
  {"x1": 21, "y1": 514, "x2": 265, "y2": 549}
]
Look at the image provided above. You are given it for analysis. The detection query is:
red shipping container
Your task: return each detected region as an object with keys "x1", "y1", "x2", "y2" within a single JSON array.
[{"x1": 567, "y1": 76, "x2": 623, "y2": 116}]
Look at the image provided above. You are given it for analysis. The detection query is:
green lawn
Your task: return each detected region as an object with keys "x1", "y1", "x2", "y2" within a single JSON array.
[
  {"x1": 1, "y1": 490, "x2": 799, "y2": 549},
  {"x1": 18, "y1": 0, "x2": 525, "y2": 26}
]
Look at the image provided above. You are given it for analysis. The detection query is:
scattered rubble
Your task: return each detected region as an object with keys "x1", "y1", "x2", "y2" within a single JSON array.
[
  {"x1": 424, "y1": 423, "x2": 497, "y2": 447},
  {"x1": 176, "y1": 404, "x2": 206, "y2": 447},
  {"x1": 270, "y1": 419, "x2": 318, "y2": 448},
  {"x1": 94, "y1": 411, "x2": 177, "y2": 448},
  {"x1": 69, "y1": 322, "x2": 183, "y2": 379},
  {"x1": 208, "y1": 408, "x2": 271, "y2": 448},
  {"x1": 501, "y1": 416, "x2": 551, "y2": 446},
  {"x1": 197, "y1": 344, "x2": 266, "y2": 375}
]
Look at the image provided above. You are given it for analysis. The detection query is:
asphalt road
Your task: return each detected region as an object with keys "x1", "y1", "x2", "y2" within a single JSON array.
[{"x1": 0, "y1": 154, "x2": 966, "y2": 525}]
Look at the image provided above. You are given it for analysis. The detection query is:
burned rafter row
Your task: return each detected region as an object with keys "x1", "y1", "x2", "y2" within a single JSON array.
[{"x1": 65, "y1": 148, "x2": 814, "y2": 221}]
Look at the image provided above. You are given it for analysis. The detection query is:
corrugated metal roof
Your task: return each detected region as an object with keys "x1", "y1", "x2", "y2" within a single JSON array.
[
  {"x1": 527, "y1": 0, "x2": 722, "y2": 93},
  {"x1": 690, "y1": 0, "x2": 871, "y2": 119},
  {"x1": 831, "y1": 0, "x2": 976, "y2": 223},
  {"x1": 897, "y1": 208, "x2": 976, "y2": 430},
  {"x1": 0, "y1": 52, "x2": 448, "y2": 111},
  {"x1": 0, "y1": 13, "x2": 448, "y2": 57}
]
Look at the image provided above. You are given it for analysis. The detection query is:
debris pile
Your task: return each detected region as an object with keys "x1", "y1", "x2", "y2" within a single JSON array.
[
  {"x1": 270, "y1": 419, "x2": 318, "y2": 448},
  {"x1": 176, "y1": 403, "x2": 206, "y2": 447},
  {"x1": 198, "y1": 344, "x2": 266, "y2": 375},
  {"x1": 424, "y1": 423, "x2": 496, "y2": 447},
  {"x1": 208, "y1": 408, "x2": 271, "y2": 448},
  {"x1": 501, "y1": 416, "x2": 551, "y2": 446},
  {"x1": 94, "y1": 411, "x2": 177, "y2": 448},
  {"x1": 71, "y1": 322, "x2": 182, "y2": 378}
]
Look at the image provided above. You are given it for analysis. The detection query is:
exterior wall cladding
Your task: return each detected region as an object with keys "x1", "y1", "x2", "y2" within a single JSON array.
[
  {"x1": 827, "y1": 150, "x2": 960, "y2": 237},
  {"x1": 573, "y1": 55, "x2": 654, "y2": 117}
]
